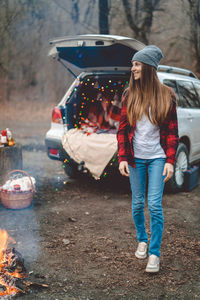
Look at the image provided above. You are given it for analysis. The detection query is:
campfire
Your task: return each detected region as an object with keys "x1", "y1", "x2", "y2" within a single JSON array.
[{"x1": 0, "y1": 229, "x2": 47, "y2": 298}]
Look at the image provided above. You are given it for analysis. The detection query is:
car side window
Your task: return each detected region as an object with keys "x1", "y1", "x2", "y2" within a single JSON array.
[
  {"x1": 193, "y1": 82, "x2": 200, "y2": 106},
  {"x1": 163, "y1": 79, "x2": 179, "y2": 102},
  {"x1": 176, "y1": 80, "x2": 199, "y2": 108}
]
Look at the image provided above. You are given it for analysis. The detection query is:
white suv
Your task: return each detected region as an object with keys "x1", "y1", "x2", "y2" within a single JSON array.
[{"x1": 45, "y1": 34, "x2": 200, "y2": 192}]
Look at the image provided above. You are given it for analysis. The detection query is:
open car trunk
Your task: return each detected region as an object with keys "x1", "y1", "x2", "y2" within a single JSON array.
[
  {"x1": 62, "y1": 73, "x2": 130, "y2": 179},
  {"x1": 49, "y1": 34, "x2": 145, "y2": 72},
  {"x1": 65, "y1": 73, "x2": 129, "y2": 132},
  {"x1": 49, "y1": 35, "x2": 145, "y2": 178}
]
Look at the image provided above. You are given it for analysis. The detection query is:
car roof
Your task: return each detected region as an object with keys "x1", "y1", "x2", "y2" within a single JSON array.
[
  {"x1": 157, "y1": 65, "x2": 199, "y2": 82},
  {"x1": 158, "y1": 72, "x2": 200, "y2": 83}
]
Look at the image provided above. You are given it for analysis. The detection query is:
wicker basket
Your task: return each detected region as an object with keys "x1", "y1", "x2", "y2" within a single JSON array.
[{"x1": 0, "y1": 170, "x2": 35, "y2": 209}]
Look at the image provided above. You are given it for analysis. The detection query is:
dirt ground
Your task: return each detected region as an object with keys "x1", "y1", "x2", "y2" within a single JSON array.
[{"x1": 0, "y1": 117, "x2": 200, "y2": 300}]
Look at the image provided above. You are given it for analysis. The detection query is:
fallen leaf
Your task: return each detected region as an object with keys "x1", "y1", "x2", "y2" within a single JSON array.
[{"x1": 63, "y1": 239, "x2": 70, "y2": 245}]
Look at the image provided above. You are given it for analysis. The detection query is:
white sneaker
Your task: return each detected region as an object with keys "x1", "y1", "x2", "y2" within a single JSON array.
[
  {"x1": 145, "y1": 254, "x2": 160, "y2": 273},
  {"x1": 135, "y1": 242, "x2": 147, "y2": 259}
]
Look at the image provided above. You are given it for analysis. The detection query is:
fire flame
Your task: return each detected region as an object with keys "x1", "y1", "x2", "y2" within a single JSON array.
[
  {"x1": 0, "y1": 229, "x2": 8, "y2": 262},
  {"x1": 0, "y1": 229, "x2": 23, "y2": 297}
]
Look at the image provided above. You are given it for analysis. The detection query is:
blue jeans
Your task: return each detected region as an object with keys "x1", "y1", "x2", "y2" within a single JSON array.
[{"x1": 128, "y1": 158, "x2": 166, "y2": 257}]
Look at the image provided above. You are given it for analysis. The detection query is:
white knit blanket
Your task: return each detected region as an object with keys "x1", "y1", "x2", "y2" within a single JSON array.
[{"x1": 62, "y1": 128, "x2": 117, "y2": 179}]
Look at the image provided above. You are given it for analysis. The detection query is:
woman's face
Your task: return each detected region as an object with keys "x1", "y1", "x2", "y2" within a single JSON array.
[{"x1": 131, "y1": 61, "x2": 142, "y2": 80}]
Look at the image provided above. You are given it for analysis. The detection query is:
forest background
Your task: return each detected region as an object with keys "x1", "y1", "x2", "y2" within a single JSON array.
[{"x1": 0, "y1": 0, "x2": 199, "y2": 108}]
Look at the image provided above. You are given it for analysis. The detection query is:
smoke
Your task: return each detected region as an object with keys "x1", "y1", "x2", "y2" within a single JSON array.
[{"x1": 0, "y1": 206, "x2": 40, "y2": 264}]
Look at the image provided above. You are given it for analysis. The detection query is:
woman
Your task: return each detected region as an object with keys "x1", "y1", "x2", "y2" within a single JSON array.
[{"x1": 117, "y1": 45, "x2": 179, "y2": 273}]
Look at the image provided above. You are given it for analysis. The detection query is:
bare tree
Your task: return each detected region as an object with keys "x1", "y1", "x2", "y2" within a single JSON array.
[
  {"x1": 121, "y1": 0, "x2": 163, "y2": 44},
  {"x1": 0, "y1": 0, "x2": 47, "y2": 102},
  {"x1": 0, "y1": 0, "x2": 25, "y2": 101},
  {"x1": 71, "y1": 0, "x2": 80, "y2": 22},
  {"x1": 99, "y1": 0, "x2": 110, "y2": 34},
  {"x1": 186, "y1": 0, "x2": 200, "y2": 74},
  {"x1": 52, "y1": 0, "x2": 98, "y2": 33}
]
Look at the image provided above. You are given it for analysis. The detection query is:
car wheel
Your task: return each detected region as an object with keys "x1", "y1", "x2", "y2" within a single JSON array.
[
  {"x1": 63, "y1": 162, "x2": 78, "y2": 178},
  {"x1": 167, "y1": 143, "x2": 189, "y2": 192}
]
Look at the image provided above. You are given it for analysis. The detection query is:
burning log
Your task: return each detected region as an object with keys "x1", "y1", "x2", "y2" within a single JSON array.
[
  {"x1": 0, "y1": 229, "x2": 48, "y2": 298},
  {"x1": 0, "y1": 272, "x2": 25, "y2": 293},
  {"x1": 4, "y1": 248, "x2": 26, "y2": 275},
  {"x1": 0, "y1": 284, "x2": 6, "y2": 292}
]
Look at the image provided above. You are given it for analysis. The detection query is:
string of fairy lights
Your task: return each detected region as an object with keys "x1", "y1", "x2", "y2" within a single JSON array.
[{"x1": 61, "y1": 76, "x2": 129, "y2": 180}]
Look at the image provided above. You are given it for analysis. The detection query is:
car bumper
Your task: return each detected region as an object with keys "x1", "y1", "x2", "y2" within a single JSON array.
[
  {"x1": 45, "y1": 136, "x2": 64, "y2": 160},
  {"x1": 45, "y1": 134, "x2": 79, "y2": 170}
]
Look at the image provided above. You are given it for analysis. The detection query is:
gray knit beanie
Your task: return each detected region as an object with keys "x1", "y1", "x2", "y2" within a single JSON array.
[{"x1": 131, "y1": 45, "x2": 163, "y2": 70}]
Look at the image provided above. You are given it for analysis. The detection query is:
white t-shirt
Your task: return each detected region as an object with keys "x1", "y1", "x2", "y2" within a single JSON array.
[{"x1": 133, "y1": 114, "x2": 166, "y2": 159}]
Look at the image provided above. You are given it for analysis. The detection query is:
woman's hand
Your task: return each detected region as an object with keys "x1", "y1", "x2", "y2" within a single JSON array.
[
  {"x1": 119, "y1": 161, "x2": 129, "y2": 177},
  {"x1": 163, "y1": 163, "x2": 174, "y2": 182}
]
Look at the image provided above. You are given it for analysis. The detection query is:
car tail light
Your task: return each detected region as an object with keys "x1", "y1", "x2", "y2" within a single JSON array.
[
  {"x1": 49, "y1": 148, "x2": 59, "y2": 157},
  {"x1": 52, "y1": 107, "x2": 63, "y2": 124}
]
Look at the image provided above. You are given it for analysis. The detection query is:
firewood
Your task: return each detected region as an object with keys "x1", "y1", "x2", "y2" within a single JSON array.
[
  {"x1": 4, "y1": 248, "x2": 26, "y2": 274},
  {"x1": 25, "y1": 281, "x2": 48, "y2": 288},
  {"x1": 14, "y1": 278, "x2": 27, "y2": 292},
  {"x1": 0, "y1": 245, "x2": 48, "y2": 298},
  {"x1": 0, "y1": 284, "x2": 6, "y2": 292}
]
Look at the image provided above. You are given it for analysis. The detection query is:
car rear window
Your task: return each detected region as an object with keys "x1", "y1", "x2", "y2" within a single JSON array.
[{"x1": 176, "y1": 80, "x2": 200, "y2": 108}]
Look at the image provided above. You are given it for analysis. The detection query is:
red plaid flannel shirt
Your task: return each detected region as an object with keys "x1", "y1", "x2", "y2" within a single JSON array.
[{"x1": 117, "y1": 92, "x2": 179, "y2": 167}]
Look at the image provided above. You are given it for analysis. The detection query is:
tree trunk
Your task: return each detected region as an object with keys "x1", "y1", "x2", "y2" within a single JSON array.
[
  {"x1": 0, "y1": 144, "x2": 23, "y2": 184},
  {"x1": 99, "y1": 0, "x2": 109, "y2": 34},
  {"x1": 189, "y1": 0, "x2": 200, "y2": 74}
]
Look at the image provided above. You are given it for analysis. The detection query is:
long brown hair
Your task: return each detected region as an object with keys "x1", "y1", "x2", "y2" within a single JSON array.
[{"x1": 126, "y1": 63, "x2": 174, "y2": 125}]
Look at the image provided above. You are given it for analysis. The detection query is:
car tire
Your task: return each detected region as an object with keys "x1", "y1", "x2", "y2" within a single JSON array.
[
  {"x1": 167, "y1": 143, "x2": 189, "y2": 192},
  {"x1": 63, "y1": 162, "x2": 78, "y2": 178}
]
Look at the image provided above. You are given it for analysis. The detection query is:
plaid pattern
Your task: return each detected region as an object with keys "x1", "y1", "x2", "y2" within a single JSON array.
[
  {"x1": 108, "y1": 101, "x2": 121, "y2": 122},
  {"x1": 117, "y1": 94, "x2": 179, "y2": 167},
  {"x1": 88, "y1": 99, "x2": 121, "y2": 130}
]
